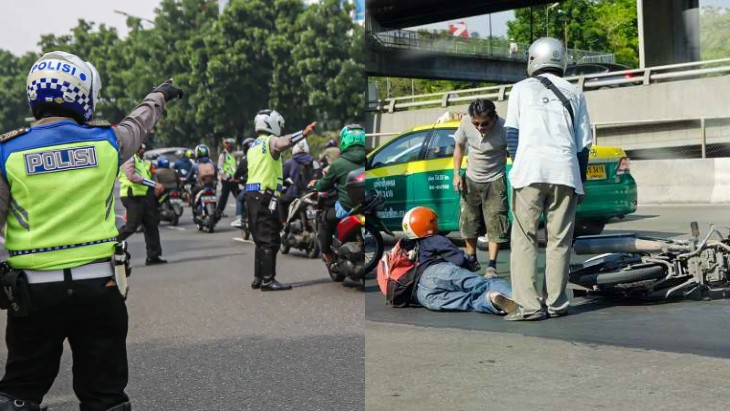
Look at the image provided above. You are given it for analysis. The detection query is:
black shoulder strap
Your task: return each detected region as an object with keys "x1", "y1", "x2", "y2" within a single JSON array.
[{"x1": 536, "y1": 76, "x2": 575, "y2": 127}]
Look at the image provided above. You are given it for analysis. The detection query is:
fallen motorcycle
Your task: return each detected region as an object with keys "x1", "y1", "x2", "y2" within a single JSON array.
[{"x1": 570, "y1": 222, "x2": 730, "y2": 300}]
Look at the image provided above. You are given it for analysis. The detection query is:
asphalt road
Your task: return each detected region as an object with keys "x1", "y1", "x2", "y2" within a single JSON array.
[
  {"x1": 366, "y1": 205, "x2": 730, "y2": 411},
  {"x1": 0, "y1": 199, "x2": 364, "y2": 411}
]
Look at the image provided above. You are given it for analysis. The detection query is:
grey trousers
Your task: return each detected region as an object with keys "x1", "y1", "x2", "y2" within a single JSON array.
[{"x1": 510, "y1": 183, "x2": 578, "y2": 315}]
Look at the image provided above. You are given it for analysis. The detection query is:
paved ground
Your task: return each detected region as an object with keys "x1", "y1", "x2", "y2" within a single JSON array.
[
  {"x1": 0, "y1": 199, "x2": 364, "y2": 411},
  {"x1": 366, "y1": 205, "x2": 730, "y2": 411}
]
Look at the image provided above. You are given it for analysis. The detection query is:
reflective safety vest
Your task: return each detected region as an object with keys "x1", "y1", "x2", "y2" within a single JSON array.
[
  {"x1": 246, "y1": 135, "x2": 283, "y2": 193},
  {"x1": 118, "y1": 155, "x2": 152, "y2": 197},
  {"x1": 0, "y1": 120, "x2": 121, "y2": 270},
  {"x1": 222, "y1": 150, "x2": 237, "y2": 177}
]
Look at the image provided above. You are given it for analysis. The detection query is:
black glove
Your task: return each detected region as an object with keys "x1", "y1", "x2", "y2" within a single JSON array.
[
  {"x1": 466, "y1": 255, "x2": 481, "y2": 272},
  {"x1": 153, "y1": 79, "x2": 184, "y2": 101}
]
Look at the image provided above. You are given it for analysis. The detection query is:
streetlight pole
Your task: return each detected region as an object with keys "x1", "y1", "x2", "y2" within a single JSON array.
[{"x1": 546, "y1": 2, "x2": 559, "y2": 37}]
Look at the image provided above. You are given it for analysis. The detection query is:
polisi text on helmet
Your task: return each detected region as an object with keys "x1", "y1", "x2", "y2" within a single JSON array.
[{"x1": 30, "y1": 60, "x2": 88, "y2": 82}]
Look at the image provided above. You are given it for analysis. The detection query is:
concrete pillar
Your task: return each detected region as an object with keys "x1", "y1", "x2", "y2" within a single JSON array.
[{"x1": 638, "y1": 0, "x2": 699, "y2": 68}]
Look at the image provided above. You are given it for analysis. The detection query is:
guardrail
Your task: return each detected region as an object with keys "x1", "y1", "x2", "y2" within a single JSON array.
[
  {"x1": 368, "y1": 57, "x2": 730, "y2": 113},
  {"x1": 368, "y1": 28, "x2": 610, "y2": 64}
]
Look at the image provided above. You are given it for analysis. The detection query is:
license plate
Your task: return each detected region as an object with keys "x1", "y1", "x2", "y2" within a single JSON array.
[
  {"x1": 586, "y1": 164, "x2": 607, "y2": 180},
  {"x1": 200, "y1": 196, "x2": 217, "y2": 202},
  {"x1": 306, "y1": 209, "x2": 317, "y2": 219}
]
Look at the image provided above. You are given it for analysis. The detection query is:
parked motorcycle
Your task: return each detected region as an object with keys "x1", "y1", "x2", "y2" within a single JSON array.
[
  {"x1": 193, "y1": 186, "x2": 221, "y2": 233},
  {"x1": 158, "y1": 189, "x2": 184, "y2": 226},
  {"x1": 570, "y1": 222, "x2": 730, "y2": 300},
  {"x1": 319, "y1": 168, "x2": 391, "y2": 284},
  {"x1": 281, "y1": 189, "x2": 320, "y2": 258}
]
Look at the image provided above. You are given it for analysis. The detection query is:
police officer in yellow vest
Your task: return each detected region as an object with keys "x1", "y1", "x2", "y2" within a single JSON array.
[
  {"x1": 217, "y1": 137, "x2": 239, "y2": 217},
  {"x1": 117, "y1": 144, "x2": 166, "y2": 265},
  {"x1": 246, "y1": 110, "x2": 316, "y2": 291},
  {"x1": 0, "y1": 51, "x2": 182, "y2": 411}
]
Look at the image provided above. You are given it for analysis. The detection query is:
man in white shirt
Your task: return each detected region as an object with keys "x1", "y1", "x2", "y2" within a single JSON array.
[{"x1": 503, "y1": 37, "x2": 592, "y2": 321}]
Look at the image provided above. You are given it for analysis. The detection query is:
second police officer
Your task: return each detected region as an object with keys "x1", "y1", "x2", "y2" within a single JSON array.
[
  {"x1": 0, "y1": 51, "x2": 182, "y2": 411},
  {"x1": 246, "y1": 110, "x2": 316, "y2": 291}
]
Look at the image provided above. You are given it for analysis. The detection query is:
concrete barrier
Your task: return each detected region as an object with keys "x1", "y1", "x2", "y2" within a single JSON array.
[{"x1": 632, "y1": 158, "x2": 730, "y2": 204}]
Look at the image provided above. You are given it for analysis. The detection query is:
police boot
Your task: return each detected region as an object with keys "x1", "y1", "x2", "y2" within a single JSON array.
[
  {"x1": 105, "y1": 401, "x2": 131, "y2": 411},
  {"x1": 260, "y1": 248, "x2": 292, "y2": 291},
  {"x1": 251, "y1": 247, "x2": 263, "y2": 289},
  {"x1": 0, "y1": 393, "x2": 45, "y2": 411}
]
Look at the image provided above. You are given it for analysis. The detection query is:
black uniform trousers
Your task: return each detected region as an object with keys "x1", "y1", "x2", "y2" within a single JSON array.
[
  {"x1": 317, "y1": 207, "x2": 340, "y2": 255},
  {"x1": 217, "y1": 180, "x2": 239, "y2": 213},
  {"x1": 0, "y1": 277, "x2": 129, "y2": 411},
  {"x1": 117, "y1": 189, "x2": 162, "y2": 259},
  {"x1": 245, "y1": 191, "x2": 283, "y2": 280}
]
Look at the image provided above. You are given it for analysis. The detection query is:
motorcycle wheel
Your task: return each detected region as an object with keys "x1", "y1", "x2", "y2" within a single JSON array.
[
  {"x1": 306, "y1": 239, "x2": 319, "y2": 259},
  {"x1": 328, "y1": 265, "x2": 346, "y2": 282},
  {"x1": 575, "y1": 265, "x2": 665, "y2": 287},
  {"x1": 171, "y1": 215, "x2": 179, "y2": 226},
  {"x1": 241, "y1": 224, "x2": 251, "y2": 241},
  {"x1": 362, "y1": 221, "x2": 384, "y2": 276},
  {"x1": 281, "y1": 242, "x2": 291, "y2": 254}
]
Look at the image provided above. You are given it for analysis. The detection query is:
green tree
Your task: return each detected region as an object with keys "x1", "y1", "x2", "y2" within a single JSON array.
[
  {"x1": 700, "y1": 7, "x2": 730, "y2": 60},
  {"x1": 507, "y1": 0, "x2": 638, "y2": 67}
]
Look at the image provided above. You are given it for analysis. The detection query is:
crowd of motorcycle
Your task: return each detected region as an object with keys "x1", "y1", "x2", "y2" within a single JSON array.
[{"x1": 148, "y1": 148, "x2": 387, "y2": 286}]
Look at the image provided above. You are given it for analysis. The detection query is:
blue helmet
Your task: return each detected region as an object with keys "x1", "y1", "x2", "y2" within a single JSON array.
[
  {"x1": 26, "y1": 51, "x2": 101, "y2": 122},
  {"x1": 157, "y1": 157, "x2": 170, "y2": 168}
]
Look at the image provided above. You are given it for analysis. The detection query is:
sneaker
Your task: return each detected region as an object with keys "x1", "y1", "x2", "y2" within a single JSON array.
[
  {"x1": 483, "y1": 266, "x2": 498, "y2": 279},
  {"x1": 488, "y1": 292, "x2": 519, "y2": 314},
  {"x1": 231, "y1": 217, "x2": 242, "y2": 227},
  {"x1": 321, "y1": 253, "x2": 335, "y2": 268},
  {"x1": 145, "y1": 257, "x2": 168, "y2": 266},
  {"x1": 504, "y1": 309, "x2": 547, "y2": 321}
]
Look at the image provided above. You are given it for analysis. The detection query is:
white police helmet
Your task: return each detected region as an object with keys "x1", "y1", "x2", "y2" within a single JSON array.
[
  {"x1": 254, "y1": 109, "x2": 285, "y2": 137},
  {"x1": 292, "y1": 139, "x2": 309, "y2": 155},
  {"x1": 26, "y1": 51, "x2": 101, "y2": 122},
  {"x1": 526, "y1": 37, "x2": 567, "y2": 77}
]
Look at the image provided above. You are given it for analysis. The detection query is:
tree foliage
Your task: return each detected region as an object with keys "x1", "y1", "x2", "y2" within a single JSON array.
[
  {"x1": 507, "y1": 0, "x2": 639, "y2": 67},
  {"x1": 0, "y1": 0, "x2": 363, "y2": 152},
  {"x1": 700, "y1": 7, "x2": 730, "y2": 60}
]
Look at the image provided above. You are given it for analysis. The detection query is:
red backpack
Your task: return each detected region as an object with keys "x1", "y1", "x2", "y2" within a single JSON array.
[{"x1": 376, "y1": 239, "x2": 420, "y2": 307}]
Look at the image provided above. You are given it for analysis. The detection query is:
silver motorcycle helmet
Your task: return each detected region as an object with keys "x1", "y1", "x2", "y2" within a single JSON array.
[{"x1": 526, "y1": 37, "x2": 567, "y2": 77}]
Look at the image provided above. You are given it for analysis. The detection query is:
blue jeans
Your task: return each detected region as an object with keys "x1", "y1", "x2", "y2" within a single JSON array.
[
  {"x1": 416, "y1": 263, "x2": 512, "y2": 314},
  {"x1": 235, "y1": 190, "x2": 246, "y2": 217}
]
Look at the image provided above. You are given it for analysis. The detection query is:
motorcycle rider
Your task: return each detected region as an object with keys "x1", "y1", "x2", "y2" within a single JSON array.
[
  {"x1": 281, "y1": 140, "x2": 320, "y2": 223},
  {"x1": 186, "y1": 144, "x2": 218, "y2": 220},
  {"x1": 232, "y1": 137, "x2": 254, "y2": 228},
  {"x1": 217, "y1": 137, "x2": 239, "y2": 217},
  {"x1": 245, "y1": 109, "x2": 317, "y2": 291},
  {"x1": 318, "y1": 138, "x2": 341, "y2": 172},
  {"x1": 117, "y1": 144, "x2": 168, "y2": 266},
  {"x1": 312, "y1": 124, "x2": 367, "y2": 267},
  {"x1": 155, "y1": 157, "x2": 179, "y2": 193},
  {"x1": 0, "y1": 50, "x2": 182, "y2": 411},
  {"x1": 173, "y1": 149, "x2": 192, "y2": 177}
]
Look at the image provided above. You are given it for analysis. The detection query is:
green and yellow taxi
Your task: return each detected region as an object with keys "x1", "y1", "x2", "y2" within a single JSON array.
[{"x1": 365, "y1": 120, "x2": 637, "y2": 236}]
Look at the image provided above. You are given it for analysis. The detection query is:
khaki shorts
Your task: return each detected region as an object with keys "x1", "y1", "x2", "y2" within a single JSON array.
[{"x1": 459, "y1": 175, "x2": 509, "y2": 243}]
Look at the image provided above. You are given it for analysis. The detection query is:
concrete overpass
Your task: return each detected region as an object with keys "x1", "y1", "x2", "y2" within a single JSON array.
[
  {"x1": 365, "y1": 59, "x2": 730, "y2": 160},
  {"x1": 367, "y1": 0, "x2": 701, "y2": 81}
]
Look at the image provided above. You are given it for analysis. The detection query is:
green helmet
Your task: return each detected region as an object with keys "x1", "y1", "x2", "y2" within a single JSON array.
[
  {"x1": 339, "y1": 124, "x2": 366, "y2": 151},
  {"x1": 185, "y1": 149, "x2": 194, "y2": 159}
]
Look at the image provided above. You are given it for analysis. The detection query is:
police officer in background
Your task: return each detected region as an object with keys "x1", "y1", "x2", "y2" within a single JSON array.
[
  {"x1": 246, "y1": 110, "x2": 316, "y2": 291},
  {"x1": 0, "y1": 51, "x2": 182, "y2": 410},
  {"x1": 217, "y1": 137, "x2": 239, "y2": 217},
  {"x1": 117, "y1": 144, "x2": 167, "y2": 266}
]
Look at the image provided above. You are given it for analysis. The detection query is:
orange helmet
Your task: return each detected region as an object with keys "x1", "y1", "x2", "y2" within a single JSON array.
[{"x1": 402, "y1": 207, "x2": 439, "y2": 239}]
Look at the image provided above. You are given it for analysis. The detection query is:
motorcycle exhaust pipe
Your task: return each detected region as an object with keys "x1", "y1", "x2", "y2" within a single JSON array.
[{"x1": 573, "y1": 237, "x2": 668, "y2": 255}]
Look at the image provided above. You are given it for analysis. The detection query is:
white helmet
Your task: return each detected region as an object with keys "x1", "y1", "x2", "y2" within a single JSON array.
[
  {"x1": 26, "y1": 51, "x2": 101, "y2": 122},
  {"x1": 526, "y1": 37, "x2": 567, "y2": 77},
  {"x1": 292, "y1": 139, "x2": 309, "y2": 155},
  {"x1": 254, "y1": 109, "x2": 285, "y2": 137}
]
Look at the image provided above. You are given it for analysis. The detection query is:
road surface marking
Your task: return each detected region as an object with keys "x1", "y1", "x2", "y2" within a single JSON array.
[{"x1": 233, "y1": 237, "x2": 254, "y2": 244}]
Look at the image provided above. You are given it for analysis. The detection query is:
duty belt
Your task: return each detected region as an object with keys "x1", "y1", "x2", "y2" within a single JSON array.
[
  {"x1": 245, "y1": 183, "x2": 283, "y2": 192},
  {"x1": 24, "y1": 261, "x2": 114, "y2": 284}
]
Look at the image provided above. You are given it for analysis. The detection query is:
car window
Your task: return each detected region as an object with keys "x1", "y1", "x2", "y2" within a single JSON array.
[
  {"x1": 424, "y1": 129, "x2": 457, "y2": 160},
  {"x1": 369, "y1": 131, "x2": 429, "y2": 169}
]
